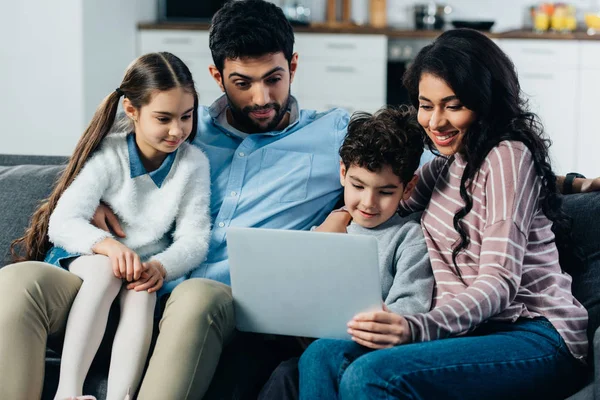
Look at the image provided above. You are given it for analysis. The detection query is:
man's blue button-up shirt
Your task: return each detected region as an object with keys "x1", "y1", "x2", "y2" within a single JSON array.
[{"x1": 186, "y1": 96, "x2": 348, "y2": 285}]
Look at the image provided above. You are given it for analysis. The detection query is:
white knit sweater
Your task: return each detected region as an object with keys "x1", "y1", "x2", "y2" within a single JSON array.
[{"x1": 47, "y1": 133, "x2": 211, "y2": 281}]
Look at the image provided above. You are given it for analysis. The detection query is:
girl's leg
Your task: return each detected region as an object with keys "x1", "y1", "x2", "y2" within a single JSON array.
[
  {"x1": 298, "y1": 339, "x2": 371, "y2": 400},
  {"x1": 54, "y1": 255, "x2": 122, "y2": 399},
  {"x1": 338, "y1": 318, "x2": 588, "y2": 400},
  {"x1": 106, "y1": 287, "x2": 156, "y2": 400}
]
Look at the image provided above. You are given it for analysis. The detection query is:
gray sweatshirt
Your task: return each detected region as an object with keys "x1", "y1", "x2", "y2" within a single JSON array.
[{"x1": 347, "y1": 213, "x2": 433, "y2": 315}]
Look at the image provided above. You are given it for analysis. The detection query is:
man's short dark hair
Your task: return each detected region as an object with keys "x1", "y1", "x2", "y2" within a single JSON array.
[
  {"x1": 340, "y1": 106, "x2": 424, "y2": 184},
  {"x1": 209, "y1": 0, "x2": 295, "y2": 72}
]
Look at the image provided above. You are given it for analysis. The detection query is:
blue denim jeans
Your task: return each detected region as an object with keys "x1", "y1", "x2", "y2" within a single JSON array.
[{"x1": 299, "y1": 317, "x2": 587, "y2": 400}]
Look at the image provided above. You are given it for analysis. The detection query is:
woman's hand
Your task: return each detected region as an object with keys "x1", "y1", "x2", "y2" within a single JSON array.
[
  {"x1": 126, "y1": 260, "x2": 166, "y2": 293},
  {"x1": 92, "y1": 202, "x2": 126, "y2": 238},
  {"x1": 347, "y1": 305, "x2": 412, "y2": 349},
  {"x1": 92, "y1": 238, "x2": 142, "y2": 281},
  {"x1": 580, "y1": 177, "x2": 600, "y2": 193},
  {"x1": 315, "y1": 209, "x2": 352, "y2": 233}
]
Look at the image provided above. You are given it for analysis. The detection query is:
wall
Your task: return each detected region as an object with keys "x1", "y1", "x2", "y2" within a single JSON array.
[
  {"x1": 0, "y1": 0, "x2": 84, "y2": 156},
  {"x1": 0, "y1": 0, "x2": 156, "y2": 156}
]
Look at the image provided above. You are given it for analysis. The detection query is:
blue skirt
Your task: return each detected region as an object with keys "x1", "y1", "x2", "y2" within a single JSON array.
[{"x1": 44, "y1": 246, "x2": 81, "y2": 269}]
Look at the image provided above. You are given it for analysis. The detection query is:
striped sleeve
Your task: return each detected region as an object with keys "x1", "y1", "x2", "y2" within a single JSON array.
[
  {"x1": 399, "y1": 156, "x2": 448, "y2": 214},
  {"x1": 405, "y1": 142, "x2": 541, "y2": 342}
]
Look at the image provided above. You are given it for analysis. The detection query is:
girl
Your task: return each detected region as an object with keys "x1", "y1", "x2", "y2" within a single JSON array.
[
  {"x1": 11, "y1": 52, "x2": 211, "y2": 400},
  {"x1": 299, "y1": 29, "x2": 588, "y2": 399}
]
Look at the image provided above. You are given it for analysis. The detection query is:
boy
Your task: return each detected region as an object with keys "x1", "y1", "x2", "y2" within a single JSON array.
[
  {"x1": 337, "y1": 107, "x2": 433, "y2": 315},
  {"x1": 259, "y1": 107, "x2": 434, "y2": 400}
]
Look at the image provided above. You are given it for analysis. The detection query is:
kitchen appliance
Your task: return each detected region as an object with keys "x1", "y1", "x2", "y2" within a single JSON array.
[
  {"x1": 158, "y1": 0, "x2": 228, "y2": 21},
  {"x1": 414, "y1": 3, "x2": 452, "y2": 30},
  {"x1": 387, "y1": 38, "x2": 433, "y2": 106}
]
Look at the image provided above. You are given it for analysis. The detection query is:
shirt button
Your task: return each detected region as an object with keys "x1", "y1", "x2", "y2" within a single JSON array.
[
  {"x1": 238, "y1": 152, "x2": 245, "y2": 157},
  {"x1": 231, "y1": 191, "x2": 237, "y2": 197},
  {"x1": 218, "y1": 222, "x2": 225, "y2": 228}
]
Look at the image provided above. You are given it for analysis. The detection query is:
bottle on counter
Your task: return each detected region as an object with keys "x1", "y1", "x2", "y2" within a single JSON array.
[{"x1": 370, "y1": 0, "x2": 386, "y2": 28}]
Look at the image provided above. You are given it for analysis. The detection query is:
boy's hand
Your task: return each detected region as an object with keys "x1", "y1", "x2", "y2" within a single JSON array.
[
  {"x1": 347, "y1": 304, "x2": 411, "y2": 349},
  {"x1": 315, "y1": 209, "x2": 352, "y2": 233},
  {"x1": 92, "y1": 238, "x2": 143, "y2": 281},
  {"x1": 126, "y1": 260, "x2": 166, "y2": 293}
]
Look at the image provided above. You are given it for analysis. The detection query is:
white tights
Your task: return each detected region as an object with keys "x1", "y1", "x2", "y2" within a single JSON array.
[{"x1": 53, "y1": 255, "x2": 156, "y2": 400}]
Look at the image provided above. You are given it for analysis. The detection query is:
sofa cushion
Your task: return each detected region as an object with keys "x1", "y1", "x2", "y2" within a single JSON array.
[
  {"x1": 0, "y1": 164, "x2": 65, "y2": 266},
  {"x1": 561, "y1": 192, "x2": 600, "y2": 348}
]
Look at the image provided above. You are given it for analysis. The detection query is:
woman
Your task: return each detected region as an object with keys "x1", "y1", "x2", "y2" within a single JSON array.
[{"x1": 297, "y1": 29, "x2": 589, "y2": 400}]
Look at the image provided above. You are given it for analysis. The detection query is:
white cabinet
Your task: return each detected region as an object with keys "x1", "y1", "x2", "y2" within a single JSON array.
[
  {"x1": 577, "y1": 42, "x2": 600, "y2": 178},
  {"x1": 293, "y1": 33, "x2": 387, "y2": 113},
  {"x1": 499, "y1": 40, "x2": 579, "y2": 175}
]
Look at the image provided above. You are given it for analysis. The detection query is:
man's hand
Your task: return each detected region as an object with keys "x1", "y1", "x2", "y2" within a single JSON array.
[
  {"x1": 92, "y1": 238, "x2": 143, "y2": 281},
  {"x1": 92, "y1": 203, "x2": 126, "y2": 238},
  {"x1": 315, "y1": 210, "x2": 352, "y2": 233},
  {"x1": 126, "y1": 260, "x2": 166, "y2": 293},
  {"x1": 347, "y1": 305, "x2": 411, "y2": 349}
]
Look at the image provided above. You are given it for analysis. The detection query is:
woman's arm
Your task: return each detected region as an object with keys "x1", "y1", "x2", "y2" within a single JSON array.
[{"x1": 398, "y1": 156, "x2": 448, "y2": 215}]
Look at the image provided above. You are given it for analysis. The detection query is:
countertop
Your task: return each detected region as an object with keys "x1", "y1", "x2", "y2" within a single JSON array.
[{"x1": 138, "y1": 22, "x2": 600, "y2": 41}]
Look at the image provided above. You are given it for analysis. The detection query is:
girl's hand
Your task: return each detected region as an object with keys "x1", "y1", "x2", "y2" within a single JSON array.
[
  {"x1": 126, "y1": 260, "x2": 166, "y2": 293},
  {"x1": 347, "y1": 305, "x2": 412, "y2": 349},
  {"x1": 92, "y1": 238, "x2": 143, "y2": 281},
  {"x1": 315, "y1": 209, "x2": 352, "y2": 233}
]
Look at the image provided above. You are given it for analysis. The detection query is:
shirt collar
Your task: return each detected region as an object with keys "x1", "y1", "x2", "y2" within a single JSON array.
[
  {"x1": 127, "y1": 133, "x2": 177, "y2": 188},
  {"x1": 208, "y1": 94, "x2": 300, "y2": 138}
]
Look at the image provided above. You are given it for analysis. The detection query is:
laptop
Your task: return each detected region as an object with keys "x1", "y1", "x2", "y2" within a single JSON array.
[{"x1": 227, "y1": 227, "x2": 382, "y2": 340}]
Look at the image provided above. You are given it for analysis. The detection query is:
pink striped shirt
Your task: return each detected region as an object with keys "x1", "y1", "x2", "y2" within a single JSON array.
[{"x1": 399, "y1": 141, "x2": 588, "y2": 361}]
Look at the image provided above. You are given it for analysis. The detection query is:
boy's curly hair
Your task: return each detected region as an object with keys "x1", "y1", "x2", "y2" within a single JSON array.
[{"x1": 340, "y1": 106, "x2": 424, "y2": 184}]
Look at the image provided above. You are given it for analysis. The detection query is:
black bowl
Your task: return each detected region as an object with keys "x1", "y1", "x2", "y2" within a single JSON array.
[{"x1": 451, "y1": 20, "x2": 495, "y2": 31}]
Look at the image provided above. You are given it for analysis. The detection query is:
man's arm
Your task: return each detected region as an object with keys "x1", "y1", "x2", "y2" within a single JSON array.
[{"x1": 91, "y1": 203, "x2": 126, "y2": 238}]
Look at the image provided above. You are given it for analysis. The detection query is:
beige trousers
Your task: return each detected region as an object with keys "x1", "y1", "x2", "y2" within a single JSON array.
[{"x1": 0, "y1": 261, "x2": 235, "y2": 400}]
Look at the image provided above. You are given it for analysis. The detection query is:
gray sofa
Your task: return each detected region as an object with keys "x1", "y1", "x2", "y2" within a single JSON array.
[{"x1": 1, "y1": 153, "x2": 599, "y2": 400}]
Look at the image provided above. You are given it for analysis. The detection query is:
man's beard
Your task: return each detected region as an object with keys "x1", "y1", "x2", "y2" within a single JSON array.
[{"x1": 224, "y1": 88, "x2": 291, "y2": 134}]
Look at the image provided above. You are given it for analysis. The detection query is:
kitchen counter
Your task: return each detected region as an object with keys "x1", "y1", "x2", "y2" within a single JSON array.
[{"x1": 137, "y1": 22, "x2": 600, "y2": 40}]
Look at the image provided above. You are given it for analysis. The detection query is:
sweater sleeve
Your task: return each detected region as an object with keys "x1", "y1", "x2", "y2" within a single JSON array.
[
  {"x1": 47, "y1": 152, "x2": 114, "y2": 254},
  {"x1": 404, "y1": 143, "x2": 540, "y2": 342},
  {"x1": 151, "y1": 150, "x2": 212, "y2": 281},
  {"x1": 385, "y1": 224, "x2": 434, "y2": 315},
  {"x1": 399, "y1": 156, "x2": 447, "y2": 214}
]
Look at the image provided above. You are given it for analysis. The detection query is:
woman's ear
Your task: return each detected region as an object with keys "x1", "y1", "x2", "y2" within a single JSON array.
[{"x1": 402, "y1": 175, "x2": 419, "y2": 201}]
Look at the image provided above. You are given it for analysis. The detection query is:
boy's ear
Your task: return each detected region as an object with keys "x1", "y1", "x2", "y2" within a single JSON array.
[
  {"x1": 122, "y1": 98, "x2": 139, "y2": 122},
  {"x1": 402, "y1": 175, "x2": 419, "y2": 201},
  {"x1": 339, "y1": 161, "x2": 347, "y2": 187},
  {"x1": 209, "y1": 65, "x2": 225, "y2": 92}
]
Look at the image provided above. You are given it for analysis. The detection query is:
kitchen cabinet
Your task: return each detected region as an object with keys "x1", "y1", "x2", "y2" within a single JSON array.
[
  {"x1": 137, "y1": 30, "x2": 388, "y2": 114},
  {"x1": 293, "y1": 33, "x2": 387, "y2": 113},
  {"x1": 577, "y1": 42, "x2": 600, "y2": 178},
  {"x1": 498, "y1": 40, "x2": 579, "y2": 175}
]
